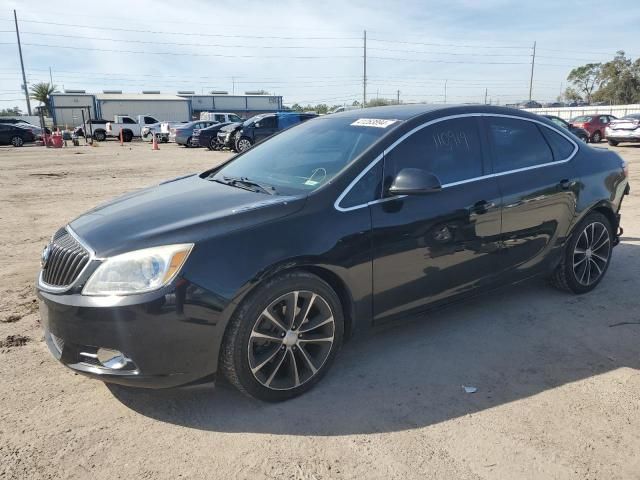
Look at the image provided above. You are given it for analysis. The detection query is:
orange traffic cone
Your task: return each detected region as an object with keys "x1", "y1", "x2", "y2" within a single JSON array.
[
  {"x1": 119, "y1": 130, "x2": 123, "y2": 146},
  {"x1": 152, "y1": 133, "x2": 160, "y2": 150}
]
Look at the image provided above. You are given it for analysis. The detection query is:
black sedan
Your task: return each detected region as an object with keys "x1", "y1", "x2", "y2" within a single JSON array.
[
  {"x1": 0, "y1": 123, "x2": 36, "y2": 146},
  {"x1": 37, "y1": 105, "x2": 629, "y2": 402},
  {"x1": 193, "y1": 121, "x2": 232, "y2": 150}
]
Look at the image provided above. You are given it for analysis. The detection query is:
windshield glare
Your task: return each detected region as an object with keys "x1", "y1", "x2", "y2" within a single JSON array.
[{"x1": 213, "y1": 116, "x2": 399, "y2": 194}]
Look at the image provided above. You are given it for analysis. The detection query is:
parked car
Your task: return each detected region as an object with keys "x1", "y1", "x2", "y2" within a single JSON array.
[
  {"x1": 542, "y1": 115, "x2": 589, "y2": 142},
  {"x1": 73, "y1": 119, "x2": 109, "y2": 141},
  {"x1": 173, "y1": 120, "x2": 219, "y2": 147},
  {"x1": 570, "y1": 115, "x2": 616, "y2": 143},
  {"x1": 235, "y1": 112, "x2": 318, "y2": 152},
  {"x1": 36, "y1": 105, "x2": 629, "y2": 401},
  {"x1": 216, "y1": 115, "x2": 263, "y2": 151},
  {"x1": 606, "y1": 114, "x2": 640, "y2": 146},
  {"x1": 199, "y1": 112, "x2": 243, "y2": 123},
  {"x1": 520, "y1": 100, "x2": 542, "y2": 109},
  {"x1": 105, "y1": 115, "x2": 161, "y2": 142},
  {"x1": 192, "y1": 122, "x2": 232, "y2": 149},
  {"x1": 0, "y1": 123, "x2": 36, "y2": 146}
]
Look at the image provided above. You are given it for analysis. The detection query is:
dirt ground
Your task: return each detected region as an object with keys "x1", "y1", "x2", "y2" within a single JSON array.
[{"x1": 1, "y1": 139, "x2": 639, "y2": 480}]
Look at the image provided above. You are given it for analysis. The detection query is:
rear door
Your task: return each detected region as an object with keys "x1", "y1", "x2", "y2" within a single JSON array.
[{"x1": 484, "y1": 115, "x2": 578, "y2": 277}]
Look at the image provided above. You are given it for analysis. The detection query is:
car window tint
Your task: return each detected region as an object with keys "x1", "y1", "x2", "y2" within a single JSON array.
[
  {"x1": 122, "y1": 117, "x2": 135, "y2": 124},
  {"x1": 278, "y1": 115, "x2": 301, "y2": 130},
  {"x1": 487, "y1": 117, "x2": 553, "y2": 173},
  {"x1": 340, "y1": 161, "x2": 383, "y2": 208},
  {"x1": 258, "y1": 116, "x2": 276, "y2": 128},
  {"x1": 214, "y1": 115, "x2": 225, "y2": 122},
  {"x1": 540, "y1": 126, "x2": 575, "y2": 161},
  {"x1": 599, "y1": 116, "x2": 609, "y2": 124},
  {"x1": 384, "y1": 117, "x2": 483, "y2": 185},
  {"x1": 229, "y1": 114, "x2": 242, "y2": 122},
  {"x1": 549, "y1": 117, "x2": 567, "y2": 129}
]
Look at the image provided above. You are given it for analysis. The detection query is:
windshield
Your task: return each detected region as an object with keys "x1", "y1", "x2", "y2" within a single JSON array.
[
  {"x1": 572, "y1": 116, "x2": 592, "y2": 123},
  {"x1": 212, "y1": 116, "x2": 400, "y2": 194}
]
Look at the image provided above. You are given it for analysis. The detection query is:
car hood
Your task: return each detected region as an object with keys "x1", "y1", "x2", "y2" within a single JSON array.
[
  {"x1": 69, "y1": 174, "x2": 304, "y2": 257},
  {"x1": 219, "y1": 122, "x2": 242, "y2": 132}
]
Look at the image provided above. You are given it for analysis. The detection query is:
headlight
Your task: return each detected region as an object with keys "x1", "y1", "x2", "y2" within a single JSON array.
[{"x1": 82, "y1": 244, "x2": 193, "y2": 296}]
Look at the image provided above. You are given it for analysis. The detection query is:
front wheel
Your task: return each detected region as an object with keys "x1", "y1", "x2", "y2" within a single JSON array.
[
  {"x1": 220, "y1": 271, "x2": 344, "y2": 402},
  {"x1": 10, "y1": 135, "x2": 24, "y2": 147},
  {"x1": 548, "y1": 212, "x2": 613, "y2": 294},
  {"x1": 236, "y1": 137, "x2": 252, "y2": 152},
  {"x1": 93, "y1": 130, "x2": 106, "y2": 142},
  {"x1": 608, "y1": 139, "x2": 619, "y2": 146}
]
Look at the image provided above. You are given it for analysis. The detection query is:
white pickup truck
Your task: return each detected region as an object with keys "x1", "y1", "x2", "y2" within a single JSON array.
[
  {"x1": 199, "y1": 112, "x2": 243, "y2": 123},
  {"x1": 105, "y1": 115, "x2": 161, "y2": 142}
]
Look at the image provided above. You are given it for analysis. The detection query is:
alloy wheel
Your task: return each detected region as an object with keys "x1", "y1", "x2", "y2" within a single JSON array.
[
  {"x1": 248, "y1": 290, "x2": 335, "y2": 391},
  {"x1": 592, "y1": 132, "x2": 601, "y2": 143},
  {"x1": 237, "y1": 139, "x2": 252, "y2": 152},
  {"x1": 11, "y1": 136, "x2": 23, "y2": 147},
  {"x1": 573, "y1": 221, "x2": 611, "y2": 286}
]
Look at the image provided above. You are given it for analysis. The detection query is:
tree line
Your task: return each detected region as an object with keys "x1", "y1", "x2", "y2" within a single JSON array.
[{"x1": 565, "y1": 51, "x2": 640, "y2": 104}]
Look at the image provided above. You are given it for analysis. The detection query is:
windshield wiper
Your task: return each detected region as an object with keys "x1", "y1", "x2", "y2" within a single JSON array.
[{"x1": 211, "y1": 175, "x2": 276, "y2": 195}]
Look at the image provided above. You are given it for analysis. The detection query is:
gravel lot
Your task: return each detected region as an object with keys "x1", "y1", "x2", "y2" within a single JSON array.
[{"x1": 1, "y1": 139, "x2": 639, "y2": 480}]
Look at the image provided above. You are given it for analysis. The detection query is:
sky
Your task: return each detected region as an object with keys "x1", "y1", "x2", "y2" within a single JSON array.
[{"x1": 1, "y1": 0, "x2": 639, "y2": 113}]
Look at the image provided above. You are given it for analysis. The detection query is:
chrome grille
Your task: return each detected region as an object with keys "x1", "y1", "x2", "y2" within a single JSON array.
[{"x1": 41, "y1": 228, "x2": 90, "y2": 288}]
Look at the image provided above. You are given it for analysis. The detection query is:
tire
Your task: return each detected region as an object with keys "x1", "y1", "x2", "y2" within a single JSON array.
[
  {"x1": 122, "y1": 130, "x2": 133, "y2": 143},
  {"x1": 578, "y1": 133, "x2": 588, "y2": 143},
  {"x1": 208, "y1": 138, "x2": 217, "y2": 150},
  {"x1": 221, "y1": 271, "x2": 344, "y2": 402},
  {"x1": 184, "y1": 136, "x2": 192, "y2": 147},
  {"x1": 548, "y1": 211, "x2": 613, "y2": 294},
  {"x1": 93, "y1": 130, "x2": 106, "y2": 142},
  {"x1": 10, "y1": 136, "x2": 24, "y2": 147},
  {"x1": 608, "y1": 139, "x2": 619, "y2": 146},
  {"x1": 236, "y1": 137, "x2": 253, "y2": 152},
  {"x1": 591, "y1": 131, "x2": 602, "y2": 143}
]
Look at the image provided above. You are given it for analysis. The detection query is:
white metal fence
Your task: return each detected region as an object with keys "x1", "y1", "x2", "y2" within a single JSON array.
[{"x1": 523, "y1": 104, "x2": 640, "y2": 120}]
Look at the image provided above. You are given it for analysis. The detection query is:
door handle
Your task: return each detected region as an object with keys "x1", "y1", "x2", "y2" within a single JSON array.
[
  {"x1": 471, "y1": 200, "x2": 495, "y2": 215},
  {"x1": 559, "y1": 179, "x2": 575, "y2": 190}
]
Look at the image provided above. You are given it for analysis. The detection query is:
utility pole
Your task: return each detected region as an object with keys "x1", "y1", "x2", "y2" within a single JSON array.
[
  {"x1": 444, "y1": 79, "x2": 448, "y2": 104},
  {"x1": 397, "y1": 89, "x2": 400, "y2": 105},
  {"x1": 484, "y1": 88, "x2": 488, "y2": 105},
  {"x1": 232, "y1": 76, "x2": 235, "y2": 95},
  {"x1": 14, "y1": 10, "x2": 31, "y2": 115},
  {"x1": 49, "y1": 66, "x2": 53, "y2": 86},
  {"x1": 528, "y1": 40, "x2": 536, "y2": 102},
  {"x1": 362, "y1": 30, "x2": 367, "y2": 108}
]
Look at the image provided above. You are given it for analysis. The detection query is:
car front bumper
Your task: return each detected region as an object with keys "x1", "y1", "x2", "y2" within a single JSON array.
[{"x1": 37, "y1": 280, "x2": 228, "y2": 388}]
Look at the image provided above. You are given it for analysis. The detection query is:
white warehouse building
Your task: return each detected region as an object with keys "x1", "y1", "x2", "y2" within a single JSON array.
[{"x1": 50, "y1": 91, "x2": 284, "y2": 127}]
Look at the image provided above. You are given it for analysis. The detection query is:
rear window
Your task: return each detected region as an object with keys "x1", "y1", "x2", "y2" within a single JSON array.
[
  {"x1": 540, "y1": 126, "x2": 575, "y2": 160},
  {"x1": 572, "y1": 116, "x2": 592, "y2": 123}
]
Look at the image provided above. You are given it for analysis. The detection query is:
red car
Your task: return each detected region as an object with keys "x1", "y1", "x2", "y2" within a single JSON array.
[{"x1": 570, "y1": 114, "x2": 617, "y2": 143}]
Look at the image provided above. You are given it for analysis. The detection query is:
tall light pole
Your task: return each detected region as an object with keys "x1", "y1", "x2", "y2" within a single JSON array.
[
  {"x1": 362, "y1": 30, "x2": 367, "y2": 108},
  {"x1": 444, "y1": 79, "x2": 448, "y2": 104},
  {"x1": 528, "y1": 40, "x2": 537, "y2": 102},
  {"x1": 13, "y1": 10, "x2": 31, "y2": 115}
]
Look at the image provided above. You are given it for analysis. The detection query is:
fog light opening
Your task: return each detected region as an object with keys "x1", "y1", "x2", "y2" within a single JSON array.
[{"x1": 96, "y1": 348, "x2": 132, "y2": 370}]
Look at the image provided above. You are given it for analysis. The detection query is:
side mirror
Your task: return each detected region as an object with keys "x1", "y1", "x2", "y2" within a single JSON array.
[
  {"x1": 255, "y1": 123, "x2": 261, "y2": 128},
  {"x1": 388, "y1": 168, "x2": 442, "y2": 196}
]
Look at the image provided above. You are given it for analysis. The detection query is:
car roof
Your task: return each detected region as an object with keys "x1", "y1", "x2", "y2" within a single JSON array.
[{"x1": 324, "y1": 103, "x2": 545, "y2": 123}]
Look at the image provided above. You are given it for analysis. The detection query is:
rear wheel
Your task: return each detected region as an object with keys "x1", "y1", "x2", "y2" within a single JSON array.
[
  {"x1": 549, "y1": 212, "x2": 613, "y2": 294},
  {"x1": 122, "y1": 130, "x2": 133, "y2": 142},
  {"x1": 208, "y1": 138, "x2": 217, "y2": 150},
  {"x1": 10, "y1": 135, "x2": 24, "y2": 147},
  {"x1": 591, "y1": 131, "x2": 602, "y2": 143},
  {"x1": 93, "y1": 130, "x2": 106, "y2": 142},
  {"x1": 608, "y1": 139, "x2": 619, "y2": 146},
  {"x1": 221, "y1": 271, "x2": 344, "y2": 402}
]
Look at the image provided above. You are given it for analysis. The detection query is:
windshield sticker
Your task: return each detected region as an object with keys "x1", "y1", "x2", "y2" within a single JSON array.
[{"x1": 351, "y1": 118, "x2": 398, "y2": 128}]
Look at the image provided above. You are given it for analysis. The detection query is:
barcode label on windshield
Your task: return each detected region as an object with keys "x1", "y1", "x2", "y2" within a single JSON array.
[{"x1": 351, "y1": 118, "x2": 398, "y2": 128}]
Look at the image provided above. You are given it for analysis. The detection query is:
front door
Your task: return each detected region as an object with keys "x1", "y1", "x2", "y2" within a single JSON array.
[
  {"x1": 371, "y1": 116, "x2": 503, "y2": 323},
  {"x1": 483, "y1": 115, "x2": 578, "y2": 277}
]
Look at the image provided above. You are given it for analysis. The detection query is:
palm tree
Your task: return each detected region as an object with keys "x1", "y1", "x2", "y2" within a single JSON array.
[{"x1": 29, "y1": 82, "x2": 58, "y2": 116}]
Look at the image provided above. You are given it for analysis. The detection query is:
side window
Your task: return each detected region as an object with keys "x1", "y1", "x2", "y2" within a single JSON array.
[
  {"x1": 384, "y1": 117, "x2": 483, "y2": 185},
  {"x1": 259, "y1": 116, "x2": 277, "y2": 128},
  {"x1": 540, "y1": 126, "x2": 575, "y2": 161},
  {"x1": 229, "y1": 114, "x2": 242, "y2": 122},
  {"x1": 599, "y1": 116, "x2": 609, "y2": 124},
  {"x1": 122, "y1": 117, "x2": 136, "y2": 124},
  {"x1": 487, "y1": 117, "x2": 553, "y2": 173},
  {"x1": 278, "y1": 115, "x2": 301, "y2": 130},
  {"x1": 144, "y1": 116, "x2": 156, "y2": 124},
  {"x1": 340, "y1": 161, "x2": 383, "y2": 209},
  {"x1": 550, "y1": 117, "x2": 567, "y2": 129},
  {"x1": 214, "y1": 115, "x2": 225, "y2": 122}
]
